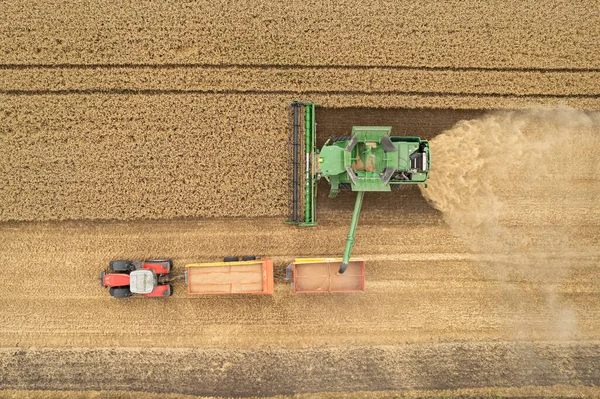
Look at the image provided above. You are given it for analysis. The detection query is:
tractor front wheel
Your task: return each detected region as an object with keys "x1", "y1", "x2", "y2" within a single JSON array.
[
  {"x1": 109, "y1": 287, "x2": 132, "y2": 298},
  {"x1": 110, "y1": 260, "x2": 133, "y2": 272}
]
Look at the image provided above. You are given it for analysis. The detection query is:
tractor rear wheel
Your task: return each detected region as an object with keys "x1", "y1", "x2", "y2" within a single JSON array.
[
  {"x1": 242, "y1": 256, "x2": 257, "y2": 261},
  {"x1": 109, "y1": 287, "x2": 132, "y2": 298},
  {"x1": 147, "y1": 259, "x2": 173, "y2": 266},
  {"x1": 224, "y1": 256, "x2": 239, "y2": 262},
  {"x1": 110, "y1": 260, "x2": 133, "y2": 272}
]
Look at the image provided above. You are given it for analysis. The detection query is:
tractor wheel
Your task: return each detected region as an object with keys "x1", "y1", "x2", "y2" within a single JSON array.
[
  {"x1": 147, "y1": 258, "x2": 173, "y2": 266},
  {"x1": 168, "y1": 285, "x2": 174, "y2": 297},
  {"x1": 109, "y1": 287, "x2": 132, "y2": 298},
  {"x1": 146, "y1": 258, "x2": 173, "y2": 271},
  {"x1": 110, "y1": 260, "x2": 133, "y2": 272},
  {"x1": 242, "y1": 256, "x2": 257, "y2": 261},
  {"x1": 224, "y1": 256, "x2": 239, "y2": 262}
]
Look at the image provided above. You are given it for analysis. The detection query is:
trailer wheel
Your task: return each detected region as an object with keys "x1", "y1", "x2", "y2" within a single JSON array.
[
  {"x1": 224, "y1": 256, "x2": 239, "y2": 262},
  {"x1": 242, "y1": 256, "x2": 257, "y2": 261},
  {"x1": 109, "y1": 287, "x2": 132, "y2": 298},
  {"x1": 110, "y1": 260, "x2": 133, "y2": 272}
]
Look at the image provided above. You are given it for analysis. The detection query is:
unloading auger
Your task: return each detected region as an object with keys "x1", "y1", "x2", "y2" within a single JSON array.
[{"x1": 286, "y1": 101, "x2": 431, "y2": 273}]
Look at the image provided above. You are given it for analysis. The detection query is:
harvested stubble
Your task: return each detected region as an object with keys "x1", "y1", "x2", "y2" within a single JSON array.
[
  {"x1": 1, "y1": 1, "x2": 599, "y2": 69},
  {"x1": 0, "y1": 111, "x2": 598, "y2": 395},
  {"x1": 1, "y1": 345, "x2": 600, "y2": 397},
  {"x1": 4, "y1": 386, "x2": 600, "y2": 399},
  {"x1": 5, "y1": 386, "x2": 600, "y2": 399}
]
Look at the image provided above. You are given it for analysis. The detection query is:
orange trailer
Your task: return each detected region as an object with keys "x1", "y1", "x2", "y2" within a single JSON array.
[
  {"x1": 290, "y1": 258, "x2": 365, "y2": 293},
  {"x1": 185, "y1": 258, "x2": 274, "y2": 295}
]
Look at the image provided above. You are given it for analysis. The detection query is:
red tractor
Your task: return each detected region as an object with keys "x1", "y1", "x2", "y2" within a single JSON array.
[{"x1": 100, "y1": 259, "x2": 173, "y2": 298}]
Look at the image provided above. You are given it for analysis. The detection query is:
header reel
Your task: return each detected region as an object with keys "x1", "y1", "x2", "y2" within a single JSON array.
[{"x1": 286, "y1": 101, "x2": 317, "y2": 226}]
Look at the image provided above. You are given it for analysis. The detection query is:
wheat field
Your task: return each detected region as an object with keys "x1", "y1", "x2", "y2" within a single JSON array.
[{"x1": 0, "y1": 0, "x2": 599, "y2": 397}]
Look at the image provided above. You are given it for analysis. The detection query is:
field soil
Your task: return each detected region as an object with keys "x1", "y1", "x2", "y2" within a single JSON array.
[
  {"x1": 1, "y1": 0, "x2": 599, "y2": 397},
  {"x1": 0, "y1": 155, "x2": 598, "y2": 395}
]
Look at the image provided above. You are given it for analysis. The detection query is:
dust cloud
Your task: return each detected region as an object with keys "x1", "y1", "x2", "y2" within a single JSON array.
[{"x1": 420, "y1": 108, "x2": 600, "y2": 338}]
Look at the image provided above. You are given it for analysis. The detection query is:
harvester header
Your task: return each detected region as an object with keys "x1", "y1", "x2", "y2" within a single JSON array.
[
  {"x1": 287, "y1": 101, "x2": 431, "y2": 273},
  {"x1": 287, "y1": 101, "x2": 317, "y2": 226}
]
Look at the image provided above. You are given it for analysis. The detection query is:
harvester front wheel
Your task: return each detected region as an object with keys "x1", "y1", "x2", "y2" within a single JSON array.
[
  {"x1": 109, "y1": 287, "x2": 132, "y2": 298},
  {"x1": 224, "y1": 256, "x2": 239, "y2": 262}
]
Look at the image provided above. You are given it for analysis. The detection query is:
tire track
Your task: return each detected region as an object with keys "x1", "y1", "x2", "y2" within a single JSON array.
[
  {"x1": 2, "y1": 89, "x2": 599, "y2": 98},
  {"x1": 1, "y1": 343, "x2": 599, "y2": 397},
  {"x1": 2, "y1": 63, "x2": 600, "y2": 73}
]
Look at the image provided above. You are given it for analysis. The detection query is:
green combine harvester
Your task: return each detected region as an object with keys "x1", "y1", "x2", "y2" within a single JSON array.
[{"x1": 287, "y1": 101, "x2": 431, "y2": 274}]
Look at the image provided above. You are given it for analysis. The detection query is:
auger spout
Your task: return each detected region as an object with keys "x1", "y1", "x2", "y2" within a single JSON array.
[{"x1": 339, "y1": 190, "x2": 364, "y2": 274}]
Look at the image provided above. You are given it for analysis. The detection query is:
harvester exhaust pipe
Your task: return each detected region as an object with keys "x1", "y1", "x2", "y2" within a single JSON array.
[{"x1": 339, "y1": 191, "x2": 365, "y2": 274}]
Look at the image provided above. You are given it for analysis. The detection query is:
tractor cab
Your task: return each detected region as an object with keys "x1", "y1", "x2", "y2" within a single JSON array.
[
  {"x1": 101, "y1": 259, "x2": 173, "y2": 298},
  {"x1": 129, "y1": 269, "x2": 158, "y2": 294}
]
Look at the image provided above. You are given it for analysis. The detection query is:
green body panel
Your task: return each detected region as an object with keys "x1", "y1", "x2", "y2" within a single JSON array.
[
  {"x1": 317, "y1": 126, "x2": 431, "y2": 272},
  {"x1": 319, "y1": 145, "x2": 345, "y2": 175},
  {"x1": 318, "y1": 127, "x2": 430, "y2": 190}
]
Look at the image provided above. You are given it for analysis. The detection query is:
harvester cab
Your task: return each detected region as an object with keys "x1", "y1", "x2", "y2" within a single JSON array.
[{"x1": 287, "y1": 101, "x2": 431, "y2": 273}]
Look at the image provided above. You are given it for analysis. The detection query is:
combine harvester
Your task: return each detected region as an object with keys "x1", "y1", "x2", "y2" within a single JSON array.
[{"x1": 286, "y1": 101, "x2": 431, "y2": 273}]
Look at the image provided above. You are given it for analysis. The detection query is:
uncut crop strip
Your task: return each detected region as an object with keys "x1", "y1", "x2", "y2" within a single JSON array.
[
  {"x1": 0, "y1": 94, "x2": 288, "y2": 221},
  {"x1": 1, "y1": 1, "x2": 598, "y2": 69},
  {"x1": 3, "y1": 94, "x2": 600, "y2": 223},
  {"x1": 1, "y1": 66, "x2": 599, "y2": 97}
]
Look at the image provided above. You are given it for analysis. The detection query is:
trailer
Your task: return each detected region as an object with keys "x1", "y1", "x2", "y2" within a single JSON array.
[
  {"x1": 185, "y1": 258, "x2": 274, "y2": 295},
  {"x1": 288, "y1": 258, "x2": 365, "y2": 293}
]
